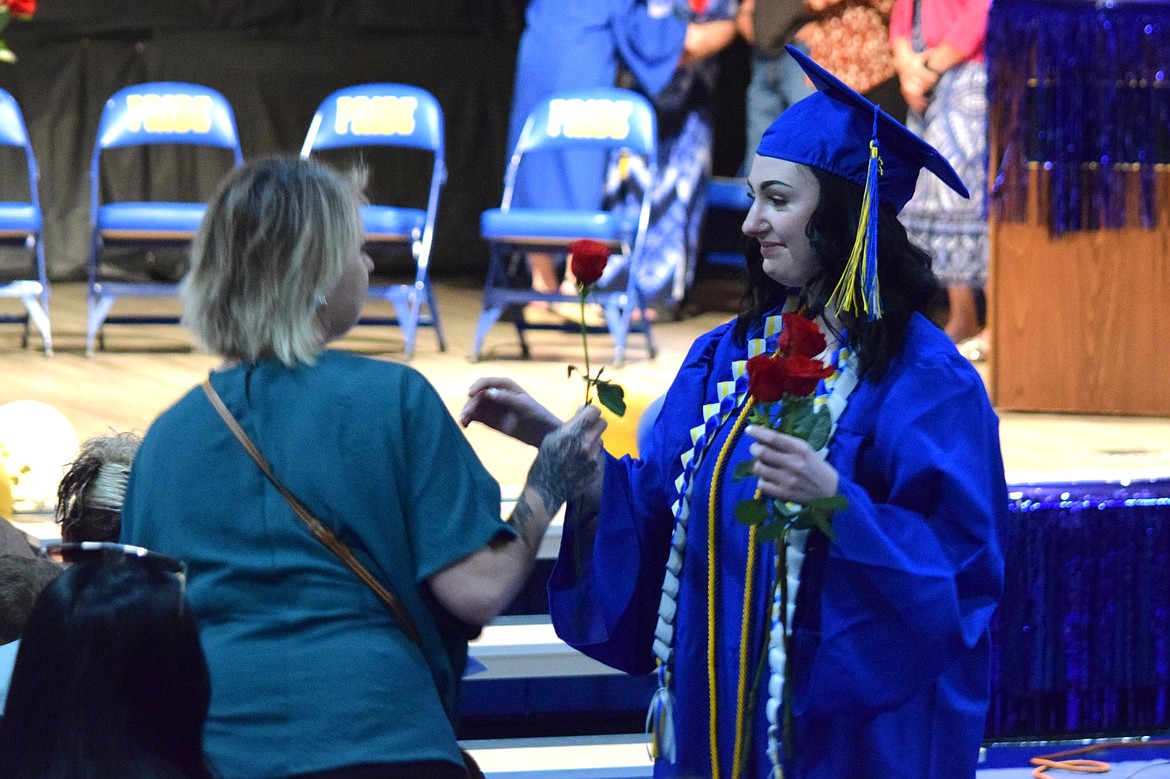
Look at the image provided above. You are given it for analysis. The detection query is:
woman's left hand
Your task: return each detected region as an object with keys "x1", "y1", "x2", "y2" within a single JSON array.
[
  {"x1": 745, "y1": 425, "x2": 840, "y2": 505},
  {"x1": 460, "y1": 377, "x2": 562, "y2": 448}
]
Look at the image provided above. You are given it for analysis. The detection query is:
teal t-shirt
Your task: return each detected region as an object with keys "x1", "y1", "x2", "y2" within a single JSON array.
[{"x1": 121, "y1": 351, "x2": 510, "y2": 778}]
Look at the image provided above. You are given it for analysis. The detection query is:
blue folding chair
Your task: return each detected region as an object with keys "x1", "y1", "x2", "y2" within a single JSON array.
[
  {"x1": 472, "y1": 87, "x2": 658, "y2": 366},
  {"x1": 300, "y1": 83, "x2": 447, "y2": 358},
  {"x1": 703, "y1": 176, "x2": 752, "y2": 269},
  {"x1": 87, "y1": 82, "x2": 244, "y2": 356},
  {"x1": 0, "y1": 87, "x2": 51, "y2": 355}
]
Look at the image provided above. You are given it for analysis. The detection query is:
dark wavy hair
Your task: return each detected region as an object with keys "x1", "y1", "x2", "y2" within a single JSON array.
[
  {"x1": 735, "y1": 167, "x2": 941, "y2": 379},
  {"x1": 0, "y1": 557, "x2": 214, "y2": 779}
]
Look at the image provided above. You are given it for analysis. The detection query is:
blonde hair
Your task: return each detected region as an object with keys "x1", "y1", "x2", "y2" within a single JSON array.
[{"x1": 181, "y1": 156, "x2": 365, "y2": 367}]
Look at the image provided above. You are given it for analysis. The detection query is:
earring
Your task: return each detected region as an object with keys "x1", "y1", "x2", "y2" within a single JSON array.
[{"x1": 315, "y1": 293, "x2": 327, "y2": 307}]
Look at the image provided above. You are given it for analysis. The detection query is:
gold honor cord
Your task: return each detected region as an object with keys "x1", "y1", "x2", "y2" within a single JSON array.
[{"x1": 706, "y1": 395, "x2": 759, "y2": 779}]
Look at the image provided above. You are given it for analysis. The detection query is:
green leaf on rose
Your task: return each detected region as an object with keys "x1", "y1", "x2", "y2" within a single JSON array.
[
  {"x1": 804, "y1": 495, "x2": 848, "y2": 513},
  {"x1": 790, "y1": 514, "x2": 813, "y2": 531},
  {"x1": 777, "y1": 395, "x2": 811, "y2": 435},
  {"x1": 735, "y1": 498, "x2": 769, "y2": 526},
  {"x1": 747, "y1": 405, "x2": 772, "y2": 428},
  {"x1": 803, "y1": 496, "x2": 846, "y2": 539},
  {"x1": 787, "y1": 404, "x2": 829, "y2": 449},
  {"x1": 595, "y1": 380, "x2": 626, "y2": 417},
  {"x1": 733, "y1": 460, "x2": 756, "y2": 482},
  {"x1": 804, "y1": 509, "x2": 835, "y2": 541},
  {"x1": 756, "y1": 519, "x2": 787, "y2": 543},
  {"x1": 802, "y1": 408, "x2": 833, "y2": 451}
]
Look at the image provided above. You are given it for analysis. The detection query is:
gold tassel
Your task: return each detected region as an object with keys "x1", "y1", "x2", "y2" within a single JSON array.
[{"x1": 828, "y1": 141, "x2": 883, "y2": 319}]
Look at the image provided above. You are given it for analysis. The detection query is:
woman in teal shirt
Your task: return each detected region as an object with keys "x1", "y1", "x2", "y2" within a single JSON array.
[{"x1": 121, "y1": 157, "x2": 605, "y2": 779}]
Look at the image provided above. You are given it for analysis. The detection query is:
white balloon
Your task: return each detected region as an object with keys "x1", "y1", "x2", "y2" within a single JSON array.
[{"x1": 0, "y1": 401, "x2": 79, "y2": 512}]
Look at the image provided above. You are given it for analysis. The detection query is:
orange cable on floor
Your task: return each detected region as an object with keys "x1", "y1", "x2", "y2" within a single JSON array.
[{"x1": 1030, "y1": 740, "x2": 1170, "y2": 777}]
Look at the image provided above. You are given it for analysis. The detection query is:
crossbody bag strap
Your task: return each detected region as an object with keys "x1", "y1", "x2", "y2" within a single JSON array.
[{"x1": 201, "y1": 377, "x2": 424, "y2": 649}]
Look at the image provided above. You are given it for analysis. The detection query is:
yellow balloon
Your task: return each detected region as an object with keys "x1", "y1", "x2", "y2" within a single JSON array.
[
  {"x1": 599, "y1": 379, "x2": 666, "y2": 460},
  {"x1": 0, "y1": 400, "x2": 79, "y2": 513},
  {"x1": 0, "y1": 458, "x2": 13, "y2": 521}
]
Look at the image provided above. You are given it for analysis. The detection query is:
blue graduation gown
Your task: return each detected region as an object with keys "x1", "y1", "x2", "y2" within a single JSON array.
[
  {"x1": 507, "y1": 0, "x2": 687, "y2": 211},
  {"x1": 549, "y1": 313, "x2": 1007, "y2": 778}
]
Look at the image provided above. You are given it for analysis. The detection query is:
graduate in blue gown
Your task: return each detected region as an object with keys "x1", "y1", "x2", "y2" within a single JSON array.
[{"x1": 462, "y1": 47, "x2": 1007, "y2": 778}]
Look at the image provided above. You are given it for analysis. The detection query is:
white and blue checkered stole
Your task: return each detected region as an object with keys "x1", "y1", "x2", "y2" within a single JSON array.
[{"x1": 645, "y1": 306, "x2": 858, "y2": 769}]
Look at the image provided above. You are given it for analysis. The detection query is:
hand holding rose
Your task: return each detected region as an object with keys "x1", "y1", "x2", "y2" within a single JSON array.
[
  {"x1": 734, "y1": 313, "x2": 846, "y2": 542},
  {"x1": 745, "y1": 424, "x2": 839, "y2": 506}
]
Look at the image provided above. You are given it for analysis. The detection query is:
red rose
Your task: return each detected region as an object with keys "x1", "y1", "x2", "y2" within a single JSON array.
[
  {"x1": 776, "y1": 355, "x2": 835, "y2": 397},
  {"x1": 7, "y1": 0, "x2": 35, "y2": 16},
  {"x1": 779, "y1": 313, "x2": 826, "y2": 359},
  {"x1": 569, "y1": 239, "x2": 609, "y2": 286},
  {"x1": 746, "y1": 354, "x2": 789, "y2": 403}
]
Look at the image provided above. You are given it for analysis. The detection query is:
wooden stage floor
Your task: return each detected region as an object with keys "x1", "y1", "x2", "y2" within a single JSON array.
[{"x1": 3, "y1": 280, "x2": 1170, "y2": 494}]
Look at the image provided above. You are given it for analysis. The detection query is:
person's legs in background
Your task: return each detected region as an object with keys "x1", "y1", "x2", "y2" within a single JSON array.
[
  {"x1": 743, "y1": 44, "x2": 814, "y2": 174},
  {"x1": 900, "y1": 62, "x2": 990, "y2": 360},
  {"x1": 945, "y1": 284, "x2": 982, "y2": 343}
]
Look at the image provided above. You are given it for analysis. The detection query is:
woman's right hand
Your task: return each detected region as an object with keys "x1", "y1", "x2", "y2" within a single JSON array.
[
  {"x1": 429, "y1": 404, "x2": 607, "y2": 626},
  {"x1": 526, "y1": 405, "x2": 607, "y2": 511},
  {"x1": 460, "y1": 377, "x2": 563, "y2": 448}
]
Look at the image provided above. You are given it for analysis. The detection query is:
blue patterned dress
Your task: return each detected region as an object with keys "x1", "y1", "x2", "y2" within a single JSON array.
[
  {"x1": 507, "y1": 0, "x2": 688, "y2": 212},
  {"x1": 899, "y1": 16, "x2": 990, "y2": 287},
  {"x1": 599, "y1": 0, "x2": 740, "y2": 305}
]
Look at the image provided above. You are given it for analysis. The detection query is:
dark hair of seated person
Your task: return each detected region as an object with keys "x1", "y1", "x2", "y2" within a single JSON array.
[
  {"x1": 0, "y1": 556, "x2": 62, "y2": 645},
  {"x1": 0, "y1": 554, "x2": 214, "y2": 779}
]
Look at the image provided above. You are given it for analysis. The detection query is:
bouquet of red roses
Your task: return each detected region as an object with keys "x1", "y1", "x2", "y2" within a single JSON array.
[
  {"x1": 565, "y1": 238, "x2": 625, "y2": 417},
  {"x1": 0, "y1": 0, "x2": 36, "y2": 63},
  {"x1": 734, "y1": 313, "x2": 845, "y2": 542}
]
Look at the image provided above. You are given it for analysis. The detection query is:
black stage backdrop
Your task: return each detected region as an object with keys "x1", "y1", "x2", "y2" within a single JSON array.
[
  {"x1": 0, "y1": 0, "x2": 526, "y2": 281},
  {"x1": 0, "y1": 0, "x2": 748, "y2": 283}
]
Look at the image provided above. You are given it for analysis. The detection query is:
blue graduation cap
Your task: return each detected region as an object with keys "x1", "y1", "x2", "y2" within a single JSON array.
[{"x1": 756, "y1": 45, "x2": 969, "y2": 319}]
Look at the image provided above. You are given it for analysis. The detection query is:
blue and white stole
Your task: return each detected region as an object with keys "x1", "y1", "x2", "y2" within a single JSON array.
[{"x1": 646, "y1": 310, "x2": 859, "y2": 776}]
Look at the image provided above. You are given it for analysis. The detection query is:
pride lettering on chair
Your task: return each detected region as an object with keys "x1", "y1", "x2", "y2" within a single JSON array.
[
  {"x1": 123, "y1": 94, "x2": 215, "y2": 134},
  {"x1": 546, "y1": 98, "x2": 634, "y2": 141},
  {"x1": 332, "y1": 95, "x2": 419, "y2": 137}
]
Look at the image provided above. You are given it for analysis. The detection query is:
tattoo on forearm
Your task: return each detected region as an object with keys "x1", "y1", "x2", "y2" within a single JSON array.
[
  {"x1": 507, "y1": 497, "x2": 539, "y2": 551},
  {"x1": 526, "y1": 460, "x2": 563, "y2": 516},
  {"x1": 506, "y1": 415, "x2": 602, "y2": 552},
  {"x1": 530, "y1": 419, "x2": 600, "y2": 506}
]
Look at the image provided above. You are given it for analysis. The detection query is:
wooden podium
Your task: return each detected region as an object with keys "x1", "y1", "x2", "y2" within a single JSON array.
[
  {"x1": 986, "y1": 0, "x2": 1170, "y2": 415},
  {"x1": 990, "y1": 170, "x2": 1170, "y2": 415}
]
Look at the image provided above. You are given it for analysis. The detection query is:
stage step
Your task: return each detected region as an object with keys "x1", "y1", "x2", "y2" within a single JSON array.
[
  {"x1": 461, "y1": 734, "x2": 652, "y2": 779},
  {"x1": 469, "y1": 615, "x2": 620, "y2": 680}
]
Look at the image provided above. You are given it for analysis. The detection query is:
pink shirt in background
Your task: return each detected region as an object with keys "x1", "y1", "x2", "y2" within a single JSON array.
[{"x1": 889, "y1": 0, "x2": 990, "y2": 62}]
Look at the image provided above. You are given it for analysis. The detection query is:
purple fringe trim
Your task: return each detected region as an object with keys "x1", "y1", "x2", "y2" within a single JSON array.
[
  {"x1": 987, "y1": 0, "x2": 1170, "y2": 235},
  {"x1": 987, "y1": 478, "x2": 1170, "y2": 739}
]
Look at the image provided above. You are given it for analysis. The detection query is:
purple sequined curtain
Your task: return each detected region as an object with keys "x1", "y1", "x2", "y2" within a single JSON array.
[
  {"x1": 987, "y1": 479, "x2": 1170, "y2": 739},
  {"x1": 987, "y1": 0, "x2": 1170, "y2": 235}
]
